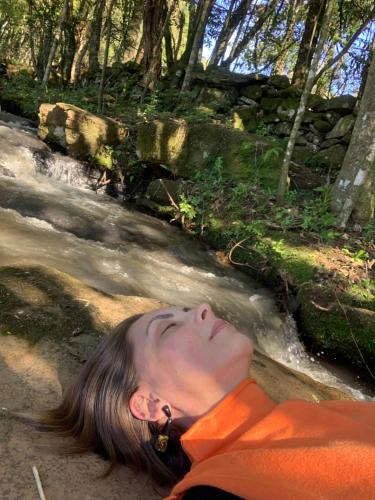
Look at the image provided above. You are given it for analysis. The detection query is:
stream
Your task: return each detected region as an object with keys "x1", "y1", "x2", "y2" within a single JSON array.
[{"x1": 0, "y1": 112, "x2": 372, "y2": 400}]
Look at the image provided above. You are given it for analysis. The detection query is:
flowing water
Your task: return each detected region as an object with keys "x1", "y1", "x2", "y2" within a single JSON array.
[{"x1": 0, "y1": 114, "x2": 372, "y2": 400}]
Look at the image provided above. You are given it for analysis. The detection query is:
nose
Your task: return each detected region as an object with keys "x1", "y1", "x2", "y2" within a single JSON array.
[{"x1": 193, "y1": 303, "x2": 213, "y2": 323}]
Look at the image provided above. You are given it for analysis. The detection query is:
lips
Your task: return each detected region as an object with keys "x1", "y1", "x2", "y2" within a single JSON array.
[{"x1": 209, "y1": 319, "x2": 227, "y2": 340}]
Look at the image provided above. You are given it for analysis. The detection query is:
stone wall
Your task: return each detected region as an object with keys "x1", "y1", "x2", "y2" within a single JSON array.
[{"x1": 190, "y1": 69, "x2": 356, "y2": 171}]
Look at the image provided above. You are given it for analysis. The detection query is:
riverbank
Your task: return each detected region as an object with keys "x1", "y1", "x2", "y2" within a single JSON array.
[{"x1": 1, "y1": 68, "x2": 374, "y2": 386}]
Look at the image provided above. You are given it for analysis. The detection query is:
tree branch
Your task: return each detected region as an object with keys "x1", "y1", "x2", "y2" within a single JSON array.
[{"x1": 314, "y1": 13, "x2": 374, "y2": 84}]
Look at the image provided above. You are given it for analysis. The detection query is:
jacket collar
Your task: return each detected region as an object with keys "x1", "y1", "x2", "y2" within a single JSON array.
[{"x1": 181, "y1": 379, "x2": 275, "y2": 464}]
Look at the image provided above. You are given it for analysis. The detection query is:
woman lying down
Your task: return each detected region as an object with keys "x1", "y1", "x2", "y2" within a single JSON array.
[{"x1": 36, "y1": 303, "x2": 375, "y2": 499}]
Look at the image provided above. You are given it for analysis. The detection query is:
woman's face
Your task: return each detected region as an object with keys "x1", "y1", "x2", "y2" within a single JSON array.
[{"x1": 128, "y1": 303, "x2": 253, "y2": 422}]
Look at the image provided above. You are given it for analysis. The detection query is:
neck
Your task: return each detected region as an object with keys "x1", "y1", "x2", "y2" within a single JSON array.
[{"x1": 173, "y1": 376, "x2": 250, "y2": 431}]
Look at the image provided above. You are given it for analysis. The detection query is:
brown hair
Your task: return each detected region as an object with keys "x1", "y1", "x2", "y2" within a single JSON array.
[{"x1": 34, "y1": 314, "x2": 190, "y2": 486}]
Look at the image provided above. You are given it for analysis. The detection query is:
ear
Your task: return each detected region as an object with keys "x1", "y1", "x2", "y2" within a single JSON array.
[{"x1": 129, "y1": 384, "x2": 168, "y2": 422}]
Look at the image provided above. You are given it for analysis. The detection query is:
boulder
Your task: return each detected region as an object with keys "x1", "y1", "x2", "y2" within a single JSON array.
[
  {"x1": 325, "y1": 114, "x2": 355, "y2": 139},
  {"x1": 237, "y1": 96, "x2": 259, "y2": 107},
  {"x1": 136, "y1": 118, "x2": 283, "y2": 188},
  {"x1": 320, "y1": 138, "x2": 342, "y2": 149},
  {"x1": 312, "y1": 120, "x2": 332, "y2": 134},
  {"x1": 291, "y1": 145, "x2": 312, "y2": 163},
  {"x1": 264, "y1": 85, "x2": 301, "y2": 98},
  {"x1": 196, "y1": 86, "x2": 238, "y2": 112},
  {"x1": 314, "y1": 143, "x2": 347, "y2": 169},
  {"x1": 38, "y1": 103, "x2": 127, "y2": 160},
  {"x1": 305, "y1": 131, "x2": 322, "y2": 145},
  {"x1": 273, "y1": 122, "x2": 292, "y2": 137},
  {"x1": 316, "y1": 95, "x2": 356, "y2": 115},
  {"x1": 323, "y1": 111, "x2": 341, "y2": 126},
  {"x1": 302, "y1": 111, "x2": 319, "y2": 123},
  {"x1": 232, "y1": 106, "x2": 259, "y2": 132},
  {"x1": 192, "y1": 67, "x2": 268, "y2": 87},
  {"x1": 262, "y1": 113, "x2": 280, "y2": 124},
  {"x1": 276, "y1": 98, "x2": 300, "y2": 121},
  {"x1": 260, "y1": 97, "x2": 283, "y2": 112},
  {"x1": 307, "y1": 94, "x2": 325, "y2": 110},
  {"x1": 240, "y1": 85, "x2": 263, "y2": 100},
  {"x1": 295, "y1": 134, "x2": 308, "y2": 146},
  {"x1": 267, "y1": 75, "x2": 290, "y2": 89},
  {"x1": 298, "y1": 284, "x2": 375, "y2": 371}
]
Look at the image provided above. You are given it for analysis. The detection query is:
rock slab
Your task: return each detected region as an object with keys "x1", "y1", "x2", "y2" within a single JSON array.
[{"x1": 38, "y1": 102, "x2": 127, "y2": 160}]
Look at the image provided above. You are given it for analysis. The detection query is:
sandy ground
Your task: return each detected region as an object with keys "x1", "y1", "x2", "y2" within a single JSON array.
[{"x1": 0, "y1": 264, "x2": 352, "y2": 500}]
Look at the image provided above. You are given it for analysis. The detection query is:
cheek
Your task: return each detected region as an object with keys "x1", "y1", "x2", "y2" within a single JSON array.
[{"x1": 160, "y1": 334, "x2": 202, "y2": 366}]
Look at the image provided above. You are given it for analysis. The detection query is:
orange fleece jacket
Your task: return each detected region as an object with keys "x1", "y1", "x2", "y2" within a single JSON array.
[{"x1": 166, "y1": 379, "x2": 375, "y2": 500}]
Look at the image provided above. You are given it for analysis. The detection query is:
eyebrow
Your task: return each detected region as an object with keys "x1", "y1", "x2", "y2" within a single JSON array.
[{"x1": 146, "y1": 313, "x2": 173, "y2": 336}]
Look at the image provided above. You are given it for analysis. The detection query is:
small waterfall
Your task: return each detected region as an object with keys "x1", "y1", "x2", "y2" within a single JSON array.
[{"x1": 33, "y1": 149, "x2": 102, "y2": 190}]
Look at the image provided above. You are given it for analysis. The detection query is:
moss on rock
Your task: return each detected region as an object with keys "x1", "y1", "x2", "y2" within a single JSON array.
[
  {"x1": 38, "y1": 102, "x2": 127, "y2": 160},
  {"x1": 298, "y1": 284, "x2": 375, "y2": 369},
  {"x1": 136, "y1": 118, "x2": 284, "y2": 188}
]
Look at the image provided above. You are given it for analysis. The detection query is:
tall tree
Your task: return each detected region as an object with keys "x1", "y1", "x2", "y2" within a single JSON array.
[
  {"x1": 41, "y1": 0, "x2": 70, "y2": 85},
  {"x1": 116, "y1": 0, "x2": 143, "y2": 63},
  {"x1": 88, "y1": 0, "x2": 106, "y2": 73},
  {"x1": 330, "y1": 36, "x2": 375, "y2": 227},
  {"x1": 291, "y1": 0, "x2": 326, "y2": 88},
  {"x1": 98, "y1": 0, "x2": 117, "y2": 113},
  {"x1": 181, "y1": 0, "x2": 214, "y2": 91},
  {"x1": 273, "y1": 0, "x2": 302, "y2": 74},
  {"x1": 208, "y1": 0, "x2": 240, "y2": 67},
  {"x1": 277, "y1": 0, "x2": 334, "y2": 202},
  {"x1": 221, "y1": 0, "x2": 279, "y2": 68},
  {"x1": 142, "y1": 0, "x2": 165, "y2": 83},
  {"x1": 70, "y1": 0, "x2": 94, "y2": 84},
  {"x1": 141, "y1": 0, "x2": 178, "y2": 98}
]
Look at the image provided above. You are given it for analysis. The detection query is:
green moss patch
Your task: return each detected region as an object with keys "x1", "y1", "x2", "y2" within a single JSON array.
[{"x1": 298, "y1": 284, "x2": 375, "y2": 369}]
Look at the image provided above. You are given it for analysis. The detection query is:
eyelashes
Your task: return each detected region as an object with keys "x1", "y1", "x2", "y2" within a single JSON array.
[
  {"x1": 161, "y1": 322, "x2": 177, "y2": 335},
  {"x1": 159, "y1": 308, "x2": 189, "y2": 335}
]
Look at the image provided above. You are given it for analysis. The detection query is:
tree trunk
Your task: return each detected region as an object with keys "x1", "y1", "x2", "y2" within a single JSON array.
[
  {"x1": 222, "y1": 0, "x2": 278, "y2": 68},
  {"x1": 27, "y1": 0, "x2": 38, "y2": 75},
  {"x1": 226, "y1": 0, "x2": 252, "y2": 64},
  {"x1": 173, "y1": 5, "x2": 186, "y2": 60},
  {"x1": 164, "y1": 17, "x2": 175, "y2": 70},
  {"x1": 68, "y1": 0, "x2": 91, "y2": 83},
  {"x1": 118, "y1": 0, "x2": 144, "y2": 63},
  {"x1": 330, "y1": 37, "x2": 375, "y2": 227},
  {"x1": 142, "y1": 0, "x2": 165, "y2": 83},
  {"x1": 42, "y1": 0, "x2": 71, "y2": 86},
  {"x1": 63, "y1": 0, "x2": 76, "y2": 84},
  {"x1": 208, "y1": 0, "x2": 237, "y2": 66},
  {"x1": 88, "y1": 0, "x2": 105, "y2": 73},
  {"x1": 178, "y1": 0, "x2": 201, "y2": 67},
  {"x1": 277, "y1": 0, "x2": 334, "y2": 202},
  {"x1": 273, "y1": 0, "x2": 301, "y2": 74},
  {"x1": 291, "y1": 0, "x2": 326, "y2": 88},
  {"x1": 141, "y1": 0, "x2": 178, "y2": 100},
  {"x1": 98, "y1": 0, "x2": 117, "y2": 113},
  {"x1": 181, "y1": 0, "x2": 213, "y2": 92}
]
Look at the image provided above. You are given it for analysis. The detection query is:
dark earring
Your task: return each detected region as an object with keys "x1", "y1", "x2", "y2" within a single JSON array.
[{"x1": 155, "y1": 405, "x2": 172, "y2": 453}]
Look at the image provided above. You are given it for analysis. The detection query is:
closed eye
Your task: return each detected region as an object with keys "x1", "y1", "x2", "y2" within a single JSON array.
[{"x1": 161, "y1": 322, "x2": 176, "y2": 335}]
